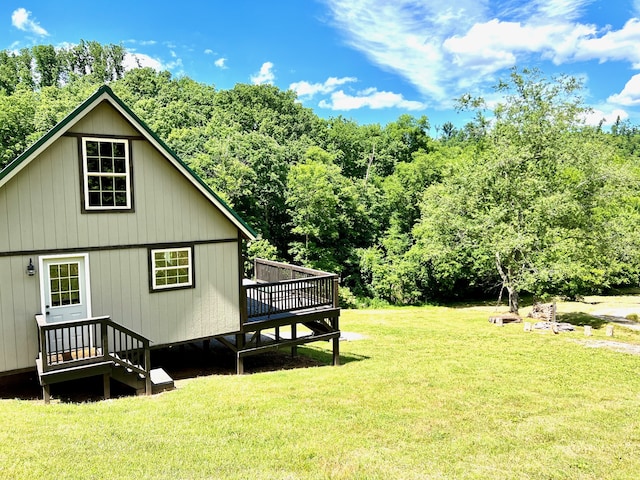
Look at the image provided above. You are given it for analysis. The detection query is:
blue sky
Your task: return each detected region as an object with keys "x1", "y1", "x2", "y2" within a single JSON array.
[{"x1": 3, "y1": 0, "x2": 640, "y2": 131}]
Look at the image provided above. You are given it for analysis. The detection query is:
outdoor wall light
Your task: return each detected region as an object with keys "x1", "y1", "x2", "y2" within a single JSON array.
[{"x1": 26, "y1": 258, "x2": 36, "y2": 276}]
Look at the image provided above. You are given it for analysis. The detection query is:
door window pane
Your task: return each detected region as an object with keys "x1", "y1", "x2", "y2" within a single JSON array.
[{"x1": 49, "y1": 262, "x2": 81, "y2": 307}]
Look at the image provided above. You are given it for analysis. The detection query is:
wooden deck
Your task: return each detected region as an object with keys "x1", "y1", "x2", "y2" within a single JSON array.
[
  {"x1": 33, "y1": 259, "x2": 340, "y2": 401},
  {"x1": 222, "y1": 259, "x2": 341, "y2": 374}
]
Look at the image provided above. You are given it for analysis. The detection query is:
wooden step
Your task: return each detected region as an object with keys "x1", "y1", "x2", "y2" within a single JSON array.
[
  {"x1": 150, "y1": 368, "x2": 174, "y2": 393},
  {"x1": 111, "y1": 365, "x2": 174, "y2": 395}
]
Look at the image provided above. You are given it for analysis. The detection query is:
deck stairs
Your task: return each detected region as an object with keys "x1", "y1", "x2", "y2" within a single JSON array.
[
  {"x1": 302, "y1": 319, "x2": 334, "y2": 336},
  {"x1": 110, "y1": 362, "x2": 174, "y2": 395},
  {"x1": 35, "y1": 314, "x2": 174, "y2": 402}
]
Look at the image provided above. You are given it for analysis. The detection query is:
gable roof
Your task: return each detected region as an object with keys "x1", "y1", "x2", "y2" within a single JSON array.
[{"x1": 0, "y1": 85, "x2": 257, "y2": 240}]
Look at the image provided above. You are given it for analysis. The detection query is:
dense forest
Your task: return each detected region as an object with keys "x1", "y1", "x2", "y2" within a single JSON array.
[{"x1": 3, "y1": 42, "x2": 640, "y2": 311}]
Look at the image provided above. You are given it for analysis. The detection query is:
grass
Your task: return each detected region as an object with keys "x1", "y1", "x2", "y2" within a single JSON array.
[{"x1": 1, "y1": 301, "x2": 640, "y2": 479}]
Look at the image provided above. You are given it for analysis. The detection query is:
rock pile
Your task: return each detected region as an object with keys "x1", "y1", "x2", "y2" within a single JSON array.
[{"x1": 528, "y1": 302, "x2": 556, "y2": 322}]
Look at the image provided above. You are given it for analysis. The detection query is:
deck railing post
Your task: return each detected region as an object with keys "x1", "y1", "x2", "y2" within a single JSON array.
[
  {"x1": 101, "y1": 319, "x2": 109, "y2": 361},
  {"x1": 35, "y1": 315, "x2": 50, "y2": 372},
  {"x1": 144, "y1": 340, "x2": 152, "y2": 395},
  {"x1": 240, "y1": 284, "x2": 248, "y2": 324},
  {"x1": 332, "y1": 276, "x2": 339, "y2": 308}
]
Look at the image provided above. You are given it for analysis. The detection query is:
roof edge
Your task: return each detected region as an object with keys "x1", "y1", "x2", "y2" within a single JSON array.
[
  {"x1": 102, "y1": 86, "x2": 258, "y2": 239},
  {"x1": 0, "y1": 84, "x2": 257, "y2": 240},
  {"x1": 0, "y1": 86, "x2": 108, "y2": 185}
]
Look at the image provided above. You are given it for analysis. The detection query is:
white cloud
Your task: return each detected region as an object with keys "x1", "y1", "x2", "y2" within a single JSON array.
[
  {"x1": 11, "y1": 8, "x2": 48, "y2": 36},
  {"x1": 533, "y1": 0, "x2": 595, "y2": 20},
  {"x1": 318, "y1": 88, "x2": 426, "y2": 111},
  {"x1": 122, "y1": 52, "x2": 163, "y2": 71},
  {"x1": 251, "y1": 62, "x2": 275, "y2": 85},
  {"x1": 125, "y1": 40, "x2": 157, "y2": 47},
  {"x1": 289, "y1": 76, "x2": 357, "y2": 98},
  {"x1": 204, "y1": 49, "x2": 214, "y2": 55},
  {"x1": 165, "y1": 57, "x2": 184, "y2": 73},
  {"x1": 582, "y1": 107, "x2": 629, "y2": 126},
  {"x1": 324, "y1": 0, "x2": 493, "y2": 103},
  {"x1": 323, "y1": 0, "x2": 640, "y2": 112},
  {"x1": 214, "y1": 57, "x2": 227, "y2": 69},
  {"x1": 568, "y1": 19, "x2": 640, "y2": 67},
  {"x1": 496, "y1": 0, "x2": 593, "y2": 20},
  {"x1": 608, "y1": 74, "x2": 640, "y2": 106}
]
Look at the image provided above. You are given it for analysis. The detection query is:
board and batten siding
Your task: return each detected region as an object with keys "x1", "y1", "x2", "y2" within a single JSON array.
[
  {"x1": 87, "y1": 241, "x2": 240, "y2": 346},
  {"x1": 0, "y1": 103, "x2": 236, "y2": 254},
  {"x1": 0, "y1": 100, "x2": 244, "y2": 373},
  {"x1": 0, "y1": 255, "x2": 41, "y2": 373}
]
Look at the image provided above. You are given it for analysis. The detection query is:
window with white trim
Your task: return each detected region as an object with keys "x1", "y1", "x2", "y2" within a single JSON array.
[
  {"x1": 150, "y1": 247, "x2": 194, "y2": 291},
  {"x1": 82, "y1": 137, "x2": 131, "y2": 210}
]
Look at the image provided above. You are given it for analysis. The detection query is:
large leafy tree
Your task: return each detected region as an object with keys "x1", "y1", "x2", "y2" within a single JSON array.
[
  {"x1": 410, "y1": 68, "x2": 640, "y2": 312},
  {"x1": 286, "y1": 146, "x2": 361, "y2": 272}
]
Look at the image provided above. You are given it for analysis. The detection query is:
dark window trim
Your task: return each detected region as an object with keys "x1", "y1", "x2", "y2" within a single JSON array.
[
  {"x1": 79, "y1": 136, "x2": 135, "y2": 214},
  {"x1": 147, "y1": 244, "x2": 196, "y2": 293}
]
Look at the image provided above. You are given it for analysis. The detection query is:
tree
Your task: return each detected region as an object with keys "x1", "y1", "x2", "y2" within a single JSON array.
[
  {"x1": 33, "y1": 45, "x2": 60, "y2": 88},
  {"x1": 321, "y1": 117, "x2": 382, "y2": 179},
  {"x1": 0, "y1": 87, "x2": 36, "y2": 169},
  {"x1": 286, "y1": 146, "x2": 360, "y2": 272},
  {"x1": 410, "y1": 68, "x2": 638, "y2": 313}
]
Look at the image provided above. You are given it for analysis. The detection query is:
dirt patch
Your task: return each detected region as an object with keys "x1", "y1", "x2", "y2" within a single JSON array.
[{"x1": 583, "y1": 340, "x2": 640, "y2": 356}]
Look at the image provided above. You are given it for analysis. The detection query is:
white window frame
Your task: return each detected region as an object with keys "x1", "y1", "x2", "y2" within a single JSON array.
[
  {"x1": 38, "y1": 253, "x2": 92, "y2": 318},
  {"x1": 150, "y1": 246, "x2": 194, "y2": 291},
  {"x1": 82, "y1": 137, "x2": 131, "y2": 211}
]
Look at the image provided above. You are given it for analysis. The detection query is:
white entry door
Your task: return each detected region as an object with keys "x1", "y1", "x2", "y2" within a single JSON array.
[{"x1": 40, "y1": 254, "x2": 91, "y2": 323}]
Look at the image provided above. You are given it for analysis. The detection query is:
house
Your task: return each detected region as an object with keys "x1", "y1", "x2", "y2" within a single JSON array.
[{"x1": 0, "y1": 86, "x2": 340, "y2": 402}]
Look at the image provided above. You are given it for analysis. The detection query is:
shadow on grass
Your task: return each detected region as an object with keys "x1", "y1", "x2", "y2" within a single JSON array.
[
  {"x1": 0, "y1": 339, "x2": 366, "y2": 402},
  {"x1": 557, "y1": 312, "x2": 608, "y2": 328},
  {"x1": 446, "y1": 293, "x2": 539, "y2": 310},
  {"x1": 297, "y1": 345, "x2": 369, "y2": 366}
]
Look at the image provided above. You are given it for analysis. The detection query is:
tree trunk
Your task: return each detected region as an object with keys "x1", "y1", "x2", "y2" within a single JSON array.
[
  {"x1": 495, "y1": 252, "x2": 519, "y2": 315},
  {"x1": 507, "y1": 286, "x2": 519, "y2": 314}
]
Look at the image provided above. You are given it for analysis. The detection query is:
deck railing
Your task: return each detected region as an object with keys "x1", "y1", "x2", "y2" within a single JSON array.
[
  {"x1": 244, "y1": 259, "x2": 339, "y2": 321},
  {"x1": 254, "y1": 258, "x2": 335, "y2": 283},
  {"x1": 35, "y1": 314, "x2": 151, "y2": 391}
]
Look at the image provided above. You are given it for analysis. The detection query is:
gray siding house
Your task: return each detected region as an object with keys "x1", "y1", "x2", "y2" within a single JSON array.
[{"x1": 0, "y1": 86, "x2": 340, "y2": 402}]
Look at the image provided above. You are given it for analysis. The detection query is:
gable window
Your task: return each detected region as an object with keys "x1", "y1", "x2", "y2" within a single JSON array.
[
  {"x1": 82, "y1": 137, "x2": 131, "y2": 210},
  {"x1": 150, "y1": 246, "x2": 194, "y2": 291}
]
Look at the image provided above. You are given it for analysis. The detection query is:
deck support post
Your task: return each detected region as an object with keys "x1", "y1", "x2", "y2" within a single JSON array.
[
  {"x1": 236, "y1": 333, "x2": 245, "y2": 375},
  {"x1": 332, "y1": 316, "x2": 340, "y2": 366},
  {"x1": 103, "y1": 373, "x2": 111, "y2": 400},
  {"x1": 291, "y1": 323, "x2": 297, "y2": 358},
  {"x1": 43, "y1": 384, "x2": 50, "y2": 404}
]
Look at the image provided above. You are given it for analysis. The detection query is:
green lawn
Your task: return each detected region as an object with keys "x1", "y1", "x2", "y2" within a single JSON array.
[{"x1": 1, "y1": 303, "x2": 639, "y2": 479}]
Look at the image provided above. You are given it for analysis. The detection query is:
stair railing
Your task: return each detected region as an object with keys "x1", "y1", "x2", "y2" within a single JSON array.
[{"x1": 35, "y1": 314, "x2": 151, "y2": 394}]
